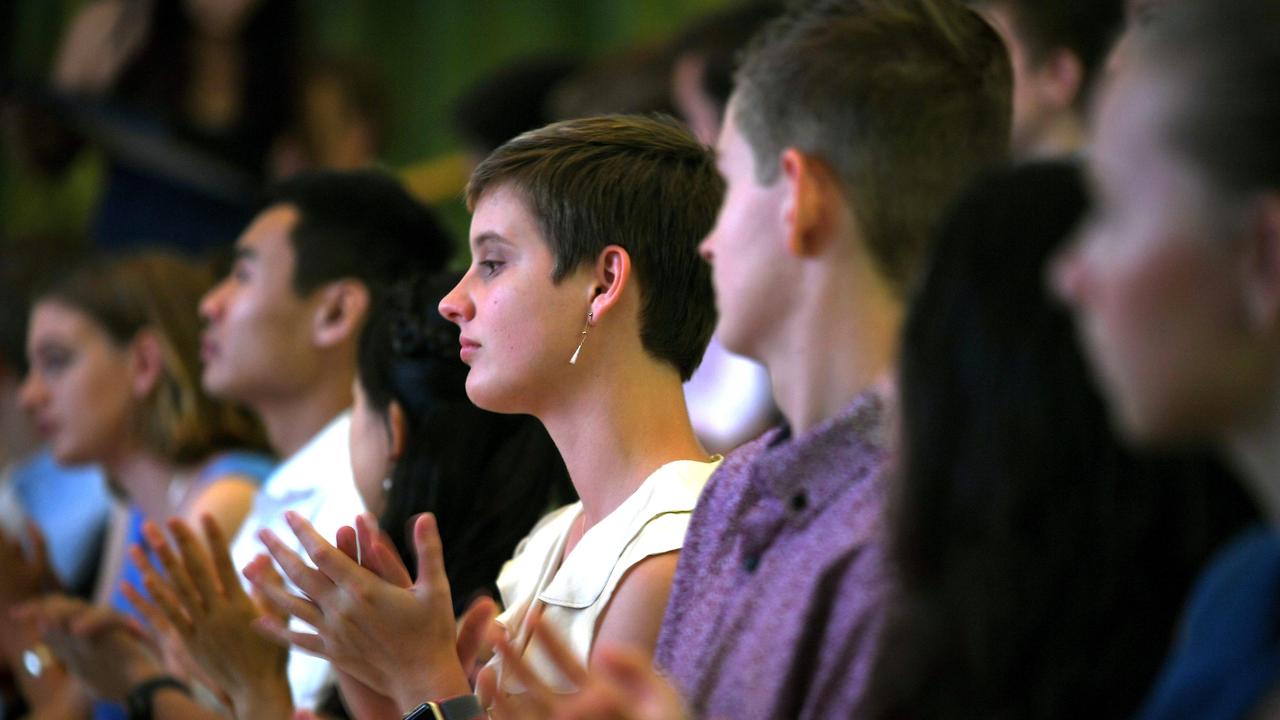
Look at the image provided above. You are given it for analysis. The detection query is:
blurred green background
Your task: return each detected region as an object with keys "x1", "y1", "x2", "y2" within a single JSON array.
[{"x1": 7, "y1": 0, "x2": 728, "y2": 166}]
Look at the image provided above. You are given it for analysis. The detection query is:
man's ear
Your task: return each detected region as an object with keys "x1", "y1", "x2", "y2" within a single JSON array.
[
  {"x1": 1243, "y1": 192, "x2": 1280, "y2": 335},
  {"x1": 780, "y1": 148, "x2": 838, "y2": 258},
  {"x1": 312, "y1": 280, "x2": 370, "y2": 348},
  {"x1": 387, "y1": 400, "x2": 407, "y2": 462},
  {"x1": 1033, "y1": 48, "x2": 1085, "y2": 111},
  {"x1": 129, "y1": 328, "x2": 164, "y2": 398},
  {"x1": 586, "y1": 245, "x2": 633, "y2": 323}
]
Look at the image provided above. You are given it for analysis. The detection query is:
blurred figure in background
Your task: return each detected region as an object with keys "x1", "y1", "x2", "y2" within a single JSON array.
[
  {"x1": 669, "y1": 0, "x2": 782, "y2": 147},
  {"x1": 5, "y1": 251, "x2": 273, "y2": 720},
  {"x1": 1053, "y1": 1, "x2": 1280, "y2": 717},
  {"x1": 667, "y1": 0, "x2": 784, "y2": 454},
  {"x1": 24, "y1": 0, "x2": 301, "y2": 254},
  {"x1": 0, "y1": 237, "x2": 112, "y2": 720},
  {"x1": 969, "y1": 0, "x2": 1123, "y2": 159},
  {"x1": 865, "y1": 161, "x2": 1258, "y2": 720},
  {"x1": 401, "y1": 55, "x2": 580, "y2": 207},
  {"x1": 269, "y1": 54, "x2": 391, "y2": 179},
  {"x1": 0, "y1": 237, "x2": 108, "y2": 600}
]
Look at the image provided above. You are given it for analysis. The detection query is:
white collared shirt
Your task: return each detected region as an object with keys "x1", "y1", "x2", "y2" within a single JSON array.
[
  {"x1": 490, "y1": 457, "x2": 720, "y2": 694},
  {"x1": 229, "y1": 411, "x2": 363, "y2": 711}
]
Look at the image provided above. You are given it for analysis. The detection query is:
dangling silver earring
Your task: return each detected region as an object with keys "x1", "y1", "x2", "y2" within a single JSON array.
[
  {"x1": 382, "y1": 476, "x2": 393, "y2": 493},
  {"x1": 569, "y1": 311, "x2": 594, "y2": 365}
]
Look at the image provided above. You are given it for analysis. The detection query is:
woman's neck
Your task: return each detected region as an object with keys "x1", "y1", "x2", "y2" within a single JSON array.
[
  {"x1": 538, "y1": 363, "x2": 708, "y2": 530},
  {"x1": 104, "y1": 450, "x2": 189, "y2": 522}
]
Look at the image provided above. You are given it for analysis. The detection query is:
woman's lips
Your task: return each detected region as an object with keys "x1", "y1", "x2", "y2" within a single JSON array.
[{"x1": 459, "y1": 337, "x2": 480, "y2": 363}]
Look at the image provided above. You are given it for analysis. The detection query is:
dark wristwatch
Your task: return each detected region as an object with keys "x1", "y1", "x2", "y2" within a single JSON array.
[
  {"x1": 403, "y1": 693, "x2": 486, "y2": 720},
  {"x1": 124, "y1": 675, "x2": 192, "y2": 720}
]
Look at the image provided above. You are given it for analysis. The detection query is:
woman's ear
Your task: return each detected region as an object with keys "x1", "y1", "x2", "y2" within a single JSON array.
[
  {"x1": 313, "y1": 280, "x2": 371, "y2": 349},
  {"x1": 587, "y1": 245, "x2": 633, "y2": 323},
  {"x1": 129, "y1": 328, "x2": 164, "y2": 398},
  {"x1": 387, "y1": 400, "x2": 407, "y2": 463},
  {"x1": 1244, "y1": 192, "x2": 1280, "y2": 335}
]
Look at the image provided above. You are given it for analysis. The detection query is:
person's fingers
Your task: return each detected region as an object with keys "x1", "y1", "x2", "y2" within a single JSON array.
[
  {"x1": 243, "y1": 555, "x2": 324, "y2": 628},
  {"x1": 143, "y1": 521, "x2": 203, "y2": 615},
  {"x1": 257, "y1": 528, "x2": 337, "y2": 606},
  {"x1": 412, "y1": 513, "x2": 451, "y2": 599},
  {"x1": 476, "y1": 664, "x2": 500, "y2": 711},
  {"x1": 371, "y1": 538, "x2": 413, "y2": 588},
  {"x1": 251, "y1": 615, "x2": 326, "y2": 657},
  {"x1": 457, "y1": 596, "x2": 500, "y2": 671},
  {"x1": 121, "y1": 578, "x2": 182, "y2": 637},
  {"x1": 168, "y1": 519, "x2": 220, "y2": 605},
  {"x1": 356, "y1": 513, "x2": 411, "y2": 586},
  {"x1": 22, "y1": 594, "x2": 84, "y2": 629},
  {"x1": 530, "y1": 616, "x2": 590, "y2": 688},
  {"x1": 130, "y1": 545, "x2": 194, "y2": 630},
  {"x1": 65, "y1": 603, "x2": 123, "y2": 636},
  {"x1": 137, "y1": 568, "x2": 196, "y2": 636},
  {"x1": 245, "y1": 555, "x2": 293, "y2": 625},
  {"x1": 595, "y1": 647, "x2": 658, "y2": 695},
  {"x1": 336, "y1": 525, "x2": 358, "y2": 563},
  {"x1": 66, "y1": 605, "x2": 142, "y2": 643},
  {"x1": 283, "y1": 511, "x2": 364, "y2": 586},
  {"x1": 492, "y1": 626, "x2": 557, "y2": 705},
  {"x1": 199, "y1": 514, "x2": 243, "y2": 601}
]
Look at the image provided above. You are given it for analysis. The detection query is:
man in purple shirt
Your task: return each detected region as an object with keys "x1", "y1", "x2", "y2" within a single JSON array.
[
  {"x1": 488, "y1": 4, "x2": 1010, "y2": 719},
  {"x1": 649, "y1": 2, "x2": 1010, "y2": 718}
]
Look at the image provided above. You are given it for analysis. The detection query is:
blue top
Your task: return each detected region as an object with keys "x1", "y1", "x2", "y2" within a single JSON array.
[
  {"x1": 9, "y1": 449, "x2": 111, "y2": 596},
  {"x1": 1135, "y1": 525, "x2": 1280, "y2": 720},
  {"x1": 95, "y1": 451, "x2": 274, "y2": 720}
]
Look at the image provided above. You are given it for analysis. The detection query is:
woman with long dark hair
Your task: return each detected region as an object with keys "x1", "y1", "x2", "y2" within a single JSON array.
[{"x1": 865, "y1": 162, "x2": 1257, "y2": 720}]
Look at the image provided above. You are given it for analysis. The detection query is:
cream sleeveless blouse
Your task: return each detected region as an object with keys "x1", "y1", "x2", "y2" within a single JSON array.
[{"x1": 488, "y1": 457, "x2": 721, "y2": 695}]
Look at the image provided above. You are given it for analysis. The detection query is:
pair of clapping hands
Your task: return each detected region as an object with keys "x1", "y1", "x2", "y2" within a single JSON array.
[
  {"x1": 250, "y1": 510, "x2": 691, "y2": 720},
  {"x1": 13, "y1": 515, "x2": 293, "y2": 718}
]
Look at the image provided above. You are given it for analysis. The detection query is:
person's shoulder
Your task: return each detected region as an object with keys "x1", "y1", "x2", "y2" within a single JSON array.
[
  {"x1": 693, "y1": 428, "x2": 777, "y2": 505},
  {"x1": 199, "y1": 451, "x2": 277, "y2": 487}
]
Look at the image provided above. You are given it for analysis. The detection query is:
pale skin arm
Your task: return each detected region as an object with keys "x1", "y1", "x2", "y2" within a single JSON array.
[
  {"x1": 590, "y1": 552, "x2": 679, "y2": 663},
  {"x1": 181, "y1": 474, "x2": 259, "y2": 542}
]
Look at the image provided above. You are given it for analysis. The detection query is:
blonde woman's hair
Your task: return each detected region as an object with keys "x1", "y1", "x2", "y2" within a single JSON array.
[{"x1": 39, "y1": 251, "x2": 268, "y2": 464}]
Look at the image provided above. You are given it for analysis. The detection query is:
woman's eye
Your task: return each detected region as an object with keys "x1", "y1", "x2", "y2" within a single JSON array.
[
  {"x1": 479, "y1": 260, "x2": 504, "y2": 276},
  {"x1": 38, "y1": 350, "x2": 72, "y2": 374}
]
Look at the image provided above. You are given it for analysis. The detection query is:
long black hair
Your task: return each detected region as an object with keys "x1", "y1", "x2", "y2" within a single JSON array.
[
  {"x1": 356, "y1": 272, "x2": 575, "y2": 613},
  {"x1": 864, "y1": 161, "x2": 1258, "y2": 720}
]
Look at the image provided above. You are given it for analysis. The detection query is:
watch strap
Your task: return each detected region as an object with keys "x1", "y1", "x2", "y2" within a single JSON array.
[
  {"x1": 125, "y1": 675, "x2": 191, "y2": 720},
  {"x1": 403, "y1": 693, "x2": 485, "y2": 720}
]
